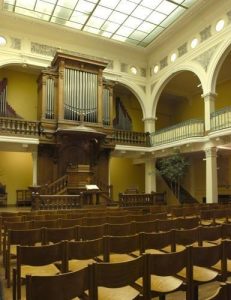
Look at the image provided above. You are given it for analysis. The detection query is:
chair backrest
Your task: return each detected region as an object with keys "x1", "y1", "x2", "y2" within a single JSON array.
[
  {"x1": 156, "y1": 218, "x2": 179, "y2": 232},
  {"x1": 59, "y1": 217, "x2": 83, "y2": 227},
  {"x1": 178, "y1": 217, "x2": 200, "y2": 229},
  {"x1": 172, "y1": 227, "x2": 199, "y2": 251},
  {"x1": 222, "y1": 223, "x2": 231, "y2": 239},
  {"x1": 107, "y1": 215, "x2": 133, "y2": 224},
  {"x1": 140, "y1": 230, "x2": 174, "y2": 253},
  {"x1": 198, "y1": 225, "x2": 222, "y2": 246},
  {"x1": 16, "y1": 241, "x2": 68, "y2": 271},
  {"x1": 77, "y1": 224, "x2": 106, "y2": 241},
  {"x1": 104, "y1": 234, "x2": 140, "y2": 262},
  {"x1": 44, "y1": 226, "x2": 78, "y2": 244},
  {"x1": 82, "y1": 216, "x2": 107, "y2": 226},
  {"x1": 26, "y1": 267, "x2": 89, "y2": 300},
  {"x1": 68, "y1": 238, "x2": 105, "y2": 262},
  {"x1": 89, "y1": 254, "x2": 149, "y2": 300},
  {"x1": 133, "y1": 220, "x2": 157, "y2": 234},
  {"x1": 130, "y1": 214, "x2": 151, "y2": 222},
  {"x1": 150, "y1": 212, "x2": 168, "y2": 221},
  {"x1": 106, "y1": 222, "x2": 135, "y2": 236},
  {"x1": 32, "y1": 219, "x2": 60, "y2": 229},
  {"x1": 8, "y1": 228, "x2": 45, "y2": 246}
]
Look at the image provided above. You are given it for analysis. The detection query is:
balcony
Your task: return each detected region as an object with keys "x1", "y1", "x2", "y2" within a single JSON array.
[
  {"x1": 150, "y1": 119, "x2": 205, "y2": 146},
  {"x1": 210, "y1": 106, "x2": 231, "y2": 132}
]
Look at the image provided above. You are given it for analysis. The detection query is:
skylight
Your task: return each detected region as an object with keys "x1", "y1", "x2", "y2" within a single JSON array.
[{"x1": 3, "y1": 0, "x2": 198, "y2": 47}]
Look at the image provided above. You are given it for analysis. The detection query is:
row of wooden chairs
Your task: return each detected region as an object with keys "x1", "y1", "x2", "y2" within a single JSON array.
[
  {"x1": 5, "y1": 223, "x2": 231, "y2": 289},
  {"x1": 12, "y1": 238, "x2": 231, "y2": 300}
]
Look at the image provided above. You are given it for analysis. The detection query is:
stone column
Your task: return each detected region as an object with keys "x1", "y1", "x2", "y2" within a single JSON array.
[
  {"x1": 143, "y1": 117, "x2": 156, "y2": 133},
  {"x1": 145, "y1": 157, "x2": 156, "y2": 193},
  {"x1": 205, "y1": 147, "x2": 218, "y2": 203},
  {"x1": 32, "y1": 151, "x2": 38, "y2": 186},
  {"x1": 202, "y1": 92, "x2": 217, "y2": 131}
]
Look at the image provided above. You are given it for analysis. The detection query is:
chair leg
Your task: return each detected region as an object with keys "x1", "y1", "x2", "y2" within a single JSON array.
[
  {"x1": 159, "y1": 294, "x2": 166, "y2": 300},
  {"x1": 193, "y1": 285, "x2": 199, "y2": 300},
  {"x1": 12, "y1": 268, "x2": 16, "y2": 300}
]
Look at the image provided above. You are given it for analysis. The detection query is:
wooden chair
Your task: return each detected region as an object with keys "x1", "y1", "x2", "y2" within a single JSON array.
[
  {"x1": 82, "y1": 216, "x2": 107, "y2": 226},
  {"x1": 26, "y1": 267, "x2": 89, "y2": 300},
  {"x1": 179, "y1": 243, "x2": 225, "y2": 300},
  {"x1": 198, "y1": 225, "x2": 222, "y2": 246},
  {"x1": 106, "y1": 222, "x2": 135, "y2": 236},
  {"x1": 107, "y1": 215, "x2": 133, "y2": 224},
  {"x1": 221, "y1": 223, "x2": 231, "y2": 239},
  {"x1": 172, "y1": 227, "x2": 199, "y2": 252},
  {"x1": 3, "y1": 220, "x2": 32, "y2": 267},
  {"x1": 213, "y1": 209, "x2": 228, "y2": 225},
  {"x1": 32, "y1": 219, "x2": 60, "y2": 229},
  {"x1": 43, "y1": 226, "x2": 78, "y2": 244},
  {"x1": 204, "y1": 282, "x2": 227, "y2": 300},
  {"x1": 150, "y1": 212, "x2": 168, "y2": 221},
  {"x1": 77, "y1": 224, "x2": 106, "y2": 241},
  {"x1": 13, "y1": 241, "x2": 68, "y2": 300},
  {"x1": 143, "y1": 247, "x2": 191, "y2": 300},
  {"x1": 67, "y1": 238, "x2": 105, "y2": 272},
  {"x1": 156, "y1": 218, "x2": 179, "y2": 232},
  {"x1": 130, "y1": 214, "x2": 151, "y2": 222},
  {"x1": 104, "y1": 234, "x2": 141, "y2": 262},
  {"x1": 5, "y1": 227, "x2": 45, "y2": 288},
  {"x1": 200, "y1": 210, "x2": 215, "y2": 226},
  {"x1": 133, "y1": 220, "x2": 157, "y2": 234},
  {"x1": 89, "y1": 254, "x2": 149, "y2": 300},
  {"x1": 59, "y1": 217, "x2": 83, "y2": 227},
  {"x1": 178, "y1": 217, "x2": 200, "y2": 229},
  {"x1": 140, "y1": 230, "x2": 174, "y2": 254}
]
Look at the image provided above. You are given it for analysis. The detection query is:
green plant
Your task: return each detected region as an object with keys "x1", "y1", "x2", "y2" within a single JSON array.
[{"x1": 157, "y1": 152, "x2": 190, "y2": 202}]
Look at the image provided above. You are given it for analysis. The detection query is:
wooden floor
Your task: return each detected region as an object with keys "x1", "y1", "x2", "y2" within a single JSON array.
[{"x1": 0, "y1": 206, "x2": 225, "y2": 300}]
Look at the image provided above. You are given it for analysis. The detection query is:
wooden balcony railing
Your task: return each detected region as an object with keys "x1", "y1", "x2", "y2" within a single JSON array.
[
  {"x1": 119, "y1": 192, "x2": 166, "y2": 207},
  {"x1": 31, "y1": 194, "x2": 82, "y2": 210},
  {"x1": 106, "y1": 130, "x2": 150, "y2": 146},
  {"x1": 150, "y1": 119, "x2": 204, "y2": 146},
  {"x1": 0, "y1": 117, "x2": 40, "y2": 136},
  {"x1": 211, "y1": 106, "x2": 231, "y2": 131}
]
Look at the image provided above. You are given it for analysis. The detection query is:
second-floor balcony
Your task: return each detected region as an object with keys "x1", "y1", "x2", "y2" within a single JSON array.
[
  {"x1": 210, "y1": 106, "x2": 231, "y2": 132},
  {"x1": 150, "y1": 119, "x2": 205, "y2": 146}
]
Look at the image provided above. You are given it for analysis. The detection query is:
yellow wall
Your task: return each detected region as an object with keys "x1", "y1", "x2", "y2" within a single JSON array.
[
  {"x1": 215, "y1": 79, "x2": 231, "y2": 109},
  {"x1": 109, "y1": 157, "x2": 145, "y2": 201},
  {"x1": 0, "y1": 68, "x2": 38, "y2": 120},
  {"x1": 0, "y1": 152, "x2": 32, "y2": 205}
]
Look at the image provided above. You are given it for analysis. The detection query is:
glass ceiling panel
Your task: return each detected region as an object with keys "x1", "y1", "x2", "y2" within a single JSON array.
[{"x1": 3, "y1": 0, "x2": 199, "y2": 47}]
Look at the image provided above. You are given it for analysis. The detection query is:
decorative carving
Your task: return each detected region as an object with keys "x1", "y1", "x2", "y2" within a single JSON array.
[
  {"x1": 31, "y1": 42, "x2": 57, "y2": 56},
  {"x1": 160, "y1": 57, "x2": 168, "y2": 70},
  {"x1": 10, "y1": 37, "x2": 21, "y2": 50},
  {"x1": 106, "y1": 60, "x2": 113, "y2": 69},
  {"x1": 200, "y1": 26, "x2": 211, "y2": 42},
  {"x1": 193, "y1": 44, "x2": 219, "y2": 71},
  {"x1": 178, "y1": 42, "x2": 187, "y2": 57}
]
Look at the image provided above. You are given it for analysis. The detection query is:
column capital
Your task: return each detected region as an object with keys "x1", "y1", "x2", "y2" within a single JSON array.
[
  {"x1": 205, "y1": 147, "x2": 217, "y2": 158},
  {"x1": 201, "y1": 92, "x2": 217, "y2": 101}
]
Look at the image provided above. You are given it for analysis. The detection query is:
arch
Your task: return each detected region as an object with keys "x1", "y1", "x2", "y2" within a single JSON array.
[
  {"x1": 103, "y1": 75, "x2": 146, "y2": 119},
  {"x1": 151, "y1": 62, "x2": 206, "y2": 119},
  {"x1": 207, "y1": 39, "x2": 231, "y2": 93}
]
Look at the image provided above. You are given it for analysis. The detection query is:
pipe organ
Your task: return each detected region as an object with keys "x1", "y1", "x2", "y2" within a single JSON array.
[
  {"x1": 38, "y1": 51, "x2": 113, "y2": 132},
  {"x1": 0, "y1": 78, "x2": 7, "y2": 116}
]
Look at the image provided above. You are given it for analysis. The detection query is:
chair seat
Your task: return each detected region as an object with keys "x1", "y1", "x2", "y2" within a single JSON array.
[
  {"x1": 21, "y1": 264, "x2": 60, "y2": 278},
  {"x1": 200, "y1": 220, "x2": 213, "y2": 226},
  {"x1": 179, "y1": 266, "x2": 218, "y2": 282},
  {"x1": 68, "y1": 259, "x2": 95, "y2": 272},
  {"x1": 97, "y1": 285, "x2": 140, "y2": 300},
  {"x1": 144, "y1": 249, "x2": 165, "y2": 254},
  {"x1": 215, "y1": 218, "x2": 227, "y2": 225},
  {"x1": 136, "y1": 275, "x2": 183, "y2": 293},
  {"x1": 202, "y1": 239, "x2": 222, "y2": 246},
  {"x1": 213, "y1": 258, "x2": 231, "y2": 272},
  {"x1": 108, "y1": 253, "x2": 135, "y2": 263}
]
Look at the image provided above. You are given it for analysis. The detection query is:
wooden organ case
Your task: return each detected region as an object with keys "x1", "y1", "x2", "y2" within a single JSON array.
[{"x1": 37, "y1": 52, "x2": 114, "y2": 193}]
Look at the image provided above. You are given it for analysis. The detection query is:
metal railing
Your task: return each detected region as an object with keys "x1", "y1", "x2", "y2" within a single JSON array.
[
  {"x1": 150, "y1": 119, "x2": 204, "y2": 146},
  {"x1": 210, "y1": 106, "x2": 231, "y2": 131}
]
